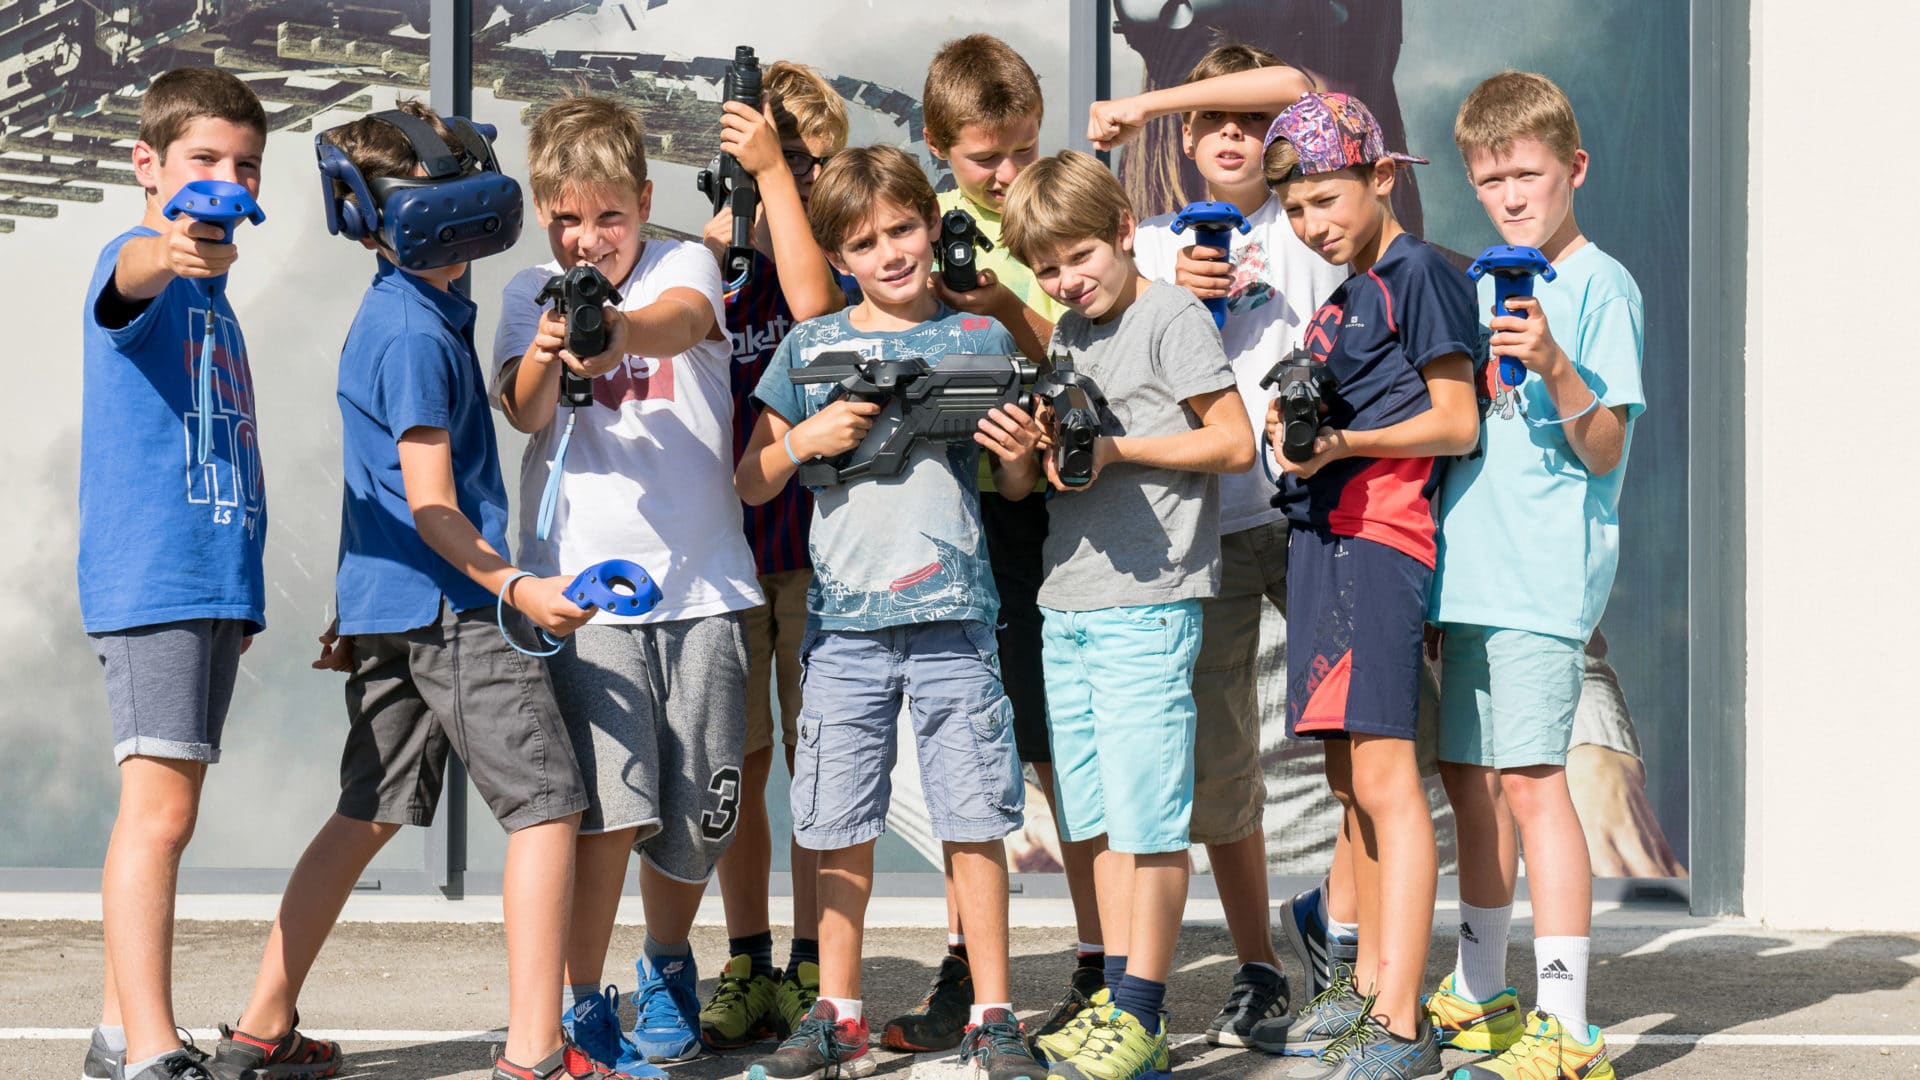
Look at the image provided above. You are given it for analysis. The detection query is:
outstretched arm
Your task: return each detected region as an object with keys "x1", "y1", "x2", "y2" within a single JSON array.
[{"x1": 1089, "y1": 66, "x2": 1319, "y2": 151}]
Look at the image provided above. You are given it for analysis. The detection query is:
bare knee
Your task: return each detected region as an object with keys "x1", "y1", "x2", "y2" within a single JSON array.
[{"x1": 1498, "y1": 766, "x2": 1568, "y2": 822}]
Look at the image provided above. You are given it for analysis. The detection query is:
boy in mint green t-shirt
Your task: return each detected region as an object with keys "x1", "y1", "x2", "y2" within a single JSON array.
[{"x1": 1425, "y1": 72, "x2": 1643, "y2": 1080}]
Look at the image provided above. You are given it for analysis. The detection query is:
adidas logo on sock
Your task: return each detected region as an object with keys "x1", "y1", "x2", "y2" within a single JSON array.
[
  {"x1": 1459, "y1": 921, "x2": 1479, "y2": 944},
  {"x1": 1540, "y1": 959, "x2": 1574, "y2": 981}
]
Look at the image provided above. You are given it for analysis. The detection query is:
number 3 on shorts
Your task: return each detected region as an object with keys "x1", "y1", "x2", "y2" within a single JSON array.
[{"x1": 701, "y1": 766, "x2": 742, "y2": 842}]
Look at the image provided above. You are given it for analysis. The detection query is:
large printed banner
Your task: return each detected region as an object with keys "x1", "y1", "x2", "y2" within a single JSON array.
[{"x1": 3, "y1": 0, "x2": 1686, "y2": 880}]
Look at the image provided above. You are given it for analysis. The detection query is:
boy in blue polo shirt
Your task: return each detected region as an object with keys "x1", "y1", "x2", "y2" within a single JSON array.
[
  {"x1": 80, "y1": 67, "x2": 269, "y2": 1080},
  {"x1": 211, "y1": 102, "x2": 606, "y2": 1080}
]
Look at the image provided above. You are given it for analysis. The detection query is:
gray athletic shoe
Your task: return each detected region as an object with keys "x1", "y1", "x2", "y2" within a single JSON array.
[
  {"x1": 1206, "y1": 962, "x2": 1291, "y2": 1047},
  {"x1": 83, "y1": 1027, "x2": 123, "y2": 1080},
  {"x1": 1285, "y1": 1014, "x2": 1442, "y2": 1079},
  {"x1": 1252, "y1": 965, "x2": 1368, "y2": 1056},
  {"x1": 121, "y1": 1047, "x2": 222, "y2": 1080}
]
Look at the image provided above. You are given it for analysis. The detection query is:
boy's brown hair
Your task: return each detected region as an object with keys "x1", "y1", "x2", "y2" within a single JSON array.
[
  {"x1": 320, "y1": 99, "x2": 463, "y2": 190},
  {"x1": 1262, "y1": 139, "x2": 1373, "y2": 188},
  {"x1": 1000, "y1": 150, "x2": 1132, "y2": 268},
  {"x1": 1453, "y1": 71, "x2": 1582, "y2": 172},
  {"x1": 1181, "y1": 42, "x2": 1285, "y2": 125},
  {"x1": 138, "y1": 67, "x2": 267, "y2": 157},
  {"x1": 806, "y1": 145, "x2": 938, "y2": 253},
  {"x1": 526, "y1": 94, "x2": 649, "y2": 208},
  {"x1": 922, "y1": 34, "x2": 1043, "y2": 151},
  {"x1": 765, "y1": 61, "x2": 849, "y2": 151}
]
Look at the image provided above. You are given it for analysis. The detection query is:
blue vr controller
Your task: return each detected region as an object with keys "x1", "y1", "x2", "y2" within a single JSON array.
[
  {"x1": 162, "y1": 180, "x2": 265, "y2": 466},
  {"x1": 1467, "y1": 244, "x2": 1557, "y2": 388},
  {"x1": 1169, "y1": 201, "x2": 1250, "y2": 329},
  {"x1": 501, "y1": 558, "x2": 663, "y2": 657}
]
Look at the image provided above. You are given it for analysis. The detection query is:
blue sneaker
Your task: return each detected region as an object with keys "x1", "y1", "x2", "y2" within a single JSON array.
[
  {"x1": 564, "y1": 986, "x2": 664, "y2": 1078},
  {"x1": 1282, "y1": 883, "x2": 1359, "y2": 1001},
  {"x1": 632, "y1": 951, "x2": 703, "y2": 1062}
]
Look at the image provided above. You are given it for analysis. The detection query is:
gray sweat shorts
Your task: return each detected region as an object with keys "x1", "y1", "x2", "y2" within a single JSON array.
[
  {"x1": 545, "y1": 612, "x2": 750, "y2": 882},
  {"x1": 90, "y1": 619, "x2": 248, "y2": 764}
]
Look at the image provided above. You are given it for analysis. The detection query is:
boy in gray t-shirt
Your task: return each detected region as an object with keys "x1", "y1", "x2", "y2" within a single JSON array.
[{"x1": 998, "y1": 151, "x2": 1255, "y2": 1068}]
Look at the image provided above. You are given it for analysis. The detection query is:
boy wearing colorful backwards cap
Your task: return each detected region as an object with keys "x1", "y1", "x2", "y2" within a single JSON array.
[
  {"x1": 80, "y1": 66, "x2": 268, "y2": 1080},
  {"x1": 493, "y1": 94, "x2": 761, "y2": 1075},
  {"x1": 1000, "y1": 149, "x2": 1256, "y2": 1080},
  {"x1": 1421, "y1": 71, "x2": 1640, "y2": 1080},
  {"x1": 214, "y1": 101, "x2": 603, "y2": 1080},
  {"x1": 1246, "y1": 92, "x2": 1480, "y2": 1080}
]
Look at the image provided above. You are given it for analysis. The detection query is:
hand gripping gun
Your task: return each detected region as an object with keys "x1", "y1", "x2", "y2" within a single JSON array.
[
  {"x1": 1467, "y1": 244, "x2": 1557, "y2": 388},
  {"x1": 1169, "y1": 200, "x2": 1249, "y2": 330},
  {"x1": 696, "y1": 46, "x2": 765, "y2": 290}
]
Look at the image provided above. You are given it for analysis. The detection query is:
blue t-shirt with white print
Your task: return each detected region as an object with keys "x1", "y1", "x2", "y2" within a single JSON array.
[
  {"x1": 1429, "y1": 242, "x2": 1646, "y2": 640},
  {"x1": 79, "y1": 227, "x2": 267, "y2": 634},
  {"x1": 752, "y1": 306, "x2": 1015, "y2": 632}
]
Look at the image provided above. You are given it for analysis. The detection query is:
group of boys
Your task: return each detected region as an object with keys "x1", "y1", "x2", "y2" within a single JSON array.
[{"x1": 79, "y1": 28, "x2": 1640, "y2": 1080}]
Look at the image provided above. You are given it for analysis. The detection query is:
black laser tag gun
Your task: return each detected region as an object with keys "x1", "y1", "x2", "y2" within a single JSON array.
[
  {"x1": 938, "y1": 208, "x2": 992, "y2": 292},
  {"x1": 1260, "y1": 345, "x2": 1338, "y2": 464},
  {"x1": 789, "y1": 351, "x2": 1039, "y2": 486},
  {"x1": 537, "y1": 265, "x2": 623, "y2": 408},
  {"x1": 1030, "y1": 359, "x2": 1109, "y2": 488},
  {"x1": 696, "y1": 46, "x2": 764, "y2": 287}
]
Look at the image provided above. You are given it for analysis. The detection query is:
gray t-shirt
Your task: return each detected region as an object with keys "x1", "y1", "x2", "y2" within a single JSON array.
[{"x1": 1037, "y1": 283, "x2": 1237, "y2": 611}]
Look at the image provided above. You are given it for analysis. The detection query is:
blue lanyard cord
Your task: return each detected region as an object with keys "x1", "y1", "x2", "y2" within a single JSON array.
[
  {"x1": 195, "y1": 289, "x2": 218, "y2": 465},
  {"x1": 535, "y1": 409, "x2": 577, "y2": 542},
  {"x1": 1514, "y1": 378, "x2": 1602, "y2": 428},
  {"x1": 1260, "y1": 430, "x2": 1281, "y2": 487},
  {"x1": 497, "y1": 571, "x2": 568, "y2": 657}
]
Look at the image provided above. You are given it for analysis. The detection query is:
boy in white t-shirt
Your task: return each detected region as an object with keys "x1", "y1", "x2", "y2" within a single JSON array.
[
  {"x1": 493, "y1": 95, "x2": 762, "y2": 1078},
  {"x1": 1104, "y1": 43, "x2": 1343, "y2": 1044}
]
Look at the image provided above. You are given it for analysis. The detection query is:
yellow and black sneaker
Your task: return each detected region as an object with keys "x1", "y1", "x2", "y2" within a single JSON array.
[
  {"x1": 1452, "y1": 1010, "x2": 1614, "y2": 1080},
  {"x1": 1425, "y1": 973, "x2": 1522, "y2": 1054}
]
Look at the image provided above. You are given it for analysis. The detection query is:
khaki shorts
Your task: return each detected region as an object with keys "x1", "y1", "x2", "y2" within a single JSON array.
[
  {"x1": 1192, "y1": 520, "x2": 1290, "y2": 846},
  {"x1": 743, "y1": 568, "x2": 810, "y2": 756}
]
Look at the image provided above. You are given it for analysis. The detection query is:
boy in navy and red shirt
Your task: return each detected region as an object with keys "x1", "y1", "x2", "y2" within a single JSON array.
[{"x1": 1246, "y1": 92, "x2": 1480, "y2": 1080}]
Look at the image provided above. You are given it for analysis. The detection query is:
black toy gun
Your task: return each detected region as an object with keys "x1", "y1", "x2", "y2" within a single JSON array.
[
  {"x1": 537, "y1": 265, "x2": 623, "y2": 408},
  {"x1": 1029, "y1": 360, "x2": 1109, "y2": 488},
  {"x1": 696, "y1": 46, "x2": 764, "y2": 288},
  {"x1": 938, "y1": 208, "x2": 992, "y2": 292},
  {"x1": 788, "y1": 351, "x2": 1039, "y2": 485},
  {"x1": 1260, "y1": 345, "x2": 1338, "y2": 464}
]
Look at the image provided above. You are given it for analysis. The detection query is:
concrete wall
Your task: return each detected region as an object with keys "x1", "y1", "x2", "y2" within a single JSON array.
[{"x1": 1745, "y1": 0, "x2": 1920, "y2": 929}]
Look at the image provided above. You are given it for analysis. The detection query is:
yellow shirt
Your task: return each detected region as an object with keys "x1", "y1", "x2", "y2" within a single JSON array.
[{"x1": 939, "y1": 188, "x2": 1063, "y2": 494}]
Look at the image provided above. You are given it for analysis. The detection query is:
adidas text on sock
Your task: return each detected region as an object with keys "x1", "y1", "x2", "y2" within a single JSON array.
[
  {"x1": 1534, "y1": 936, "x2": 1591, "y2": 1034},
  {"x1": 1452, "y1": 900, "x2": 1514, "y2": 1002}
]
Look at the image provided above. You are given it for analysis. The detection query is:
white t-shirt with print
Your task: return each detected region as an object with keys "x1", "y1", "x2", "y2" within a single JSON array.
[
  {"x1": 1135, "y1": 196, "x2": 1348, "y2": 535},
  {"x1": 492, "y1": 240, "x2": 762, "y2": 623}
]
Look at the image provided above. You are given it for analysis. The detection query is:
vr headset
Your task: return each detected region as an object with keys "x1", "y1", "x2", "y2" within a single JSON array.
[{"x1": 315, "y1": 109, "x2": 522, "y2": 270}]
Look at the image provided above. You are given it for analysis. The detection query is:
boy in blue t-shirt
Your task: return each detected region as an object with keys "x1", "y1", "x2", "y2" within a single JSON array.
[
  {"x1": 79, "y1": 67, "x2": 269, "y2": 1080},
  {"x1": 211, "y1": 103, "x2": 604, "y2": 1080},
  {"x1": 734, "y1": 146, "x2": 1048, "y2": 1080},
  {"x1": 1421, "y1": 73, "x2": 1642, "y2": 1080},
  {"x1": 1250, "y1": 92, "x2": 1481, "y2": 1079}
]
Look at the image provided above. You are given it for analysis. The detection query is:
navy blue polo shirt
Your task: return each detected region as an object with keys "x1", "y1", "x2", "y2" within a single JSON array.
[
  {"x1": 334, "y1": 259, "x2": 511, "y2": 634},
  {"x1": 1277, "y1": 232, "x2": 1477, "y2": 568}
]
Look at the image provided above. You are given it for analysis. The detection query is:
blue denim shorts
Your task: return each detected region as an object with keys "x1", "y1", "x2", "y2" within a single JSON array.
[
  {"x1": 1040, "y1": 601, "x2": 1203, "y2": 854},
  {"x1": 790, "y1": 620, "x2": 1025, "y2": 851}
]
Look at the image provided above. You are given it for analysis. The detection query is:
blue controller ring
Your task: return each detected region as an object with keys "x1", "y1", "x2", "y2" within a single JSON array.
[
  {"x1": 1467, "y1": 244, "x2": 1557, "y2": 388},
  {"x1": 565, "y1": 559, "x2": 663, "y2": 618},
  {"x1": 162, "y1": 179, "x2": 265, "y2": 246},
  {"x1": 1169, "y1": 200, "x2": 1251, "y2": 330}
]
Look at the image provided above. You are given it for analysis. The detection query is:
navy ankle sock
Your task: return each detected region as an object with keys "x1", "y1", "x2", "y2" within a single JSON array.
[
  {"x1": 730, "y1": 930, "x2": 777, "y2": 980},
  {"x1": 1103, "y1": 953, "x2": 1128, "y2": 991},
  {"x1": 1112, "y1": 974, "x2": 1166, "y2": 1035},
  {"x1": 787, "y1": 937, "x2": 820, "y2": 974}
]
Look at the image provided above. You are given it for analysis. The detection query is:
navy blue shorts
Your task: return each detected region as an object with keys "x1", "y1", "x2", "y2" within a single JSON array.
[{"x1": 1285, "y1": 530, "x2": 1430, "y2": 741}]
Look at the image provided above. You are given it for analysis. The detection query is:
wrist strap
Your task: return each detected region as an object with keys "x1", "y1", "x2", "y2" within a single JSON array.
[
  {"x1": 1520, "y1": 388, "x2": 1602, "y2": 428},
  {"x1": 497, "y1": 571, "x2": 566, "y2": 657},
  {"x1": 783, "y1": 429, "x2": 804, "y2": 467}
]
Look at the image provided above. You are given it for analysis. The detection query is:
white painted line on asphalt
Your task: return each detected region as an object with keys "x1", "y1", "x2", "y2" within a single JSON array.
[{"x1": 6, "y1": 1029, "x2": 1920, "y2": 1048}]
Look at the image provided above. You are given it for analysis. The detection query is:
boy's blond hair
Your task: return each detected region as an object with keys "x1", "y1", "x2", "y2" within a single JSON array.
[
  {"x1": 321, "y1": 99, "x2": 460, "y2": 188},
  {"x1": 922, "y1": 34, "x2": 1043, "y2": 151},
  {"x1": 139, "y1": 67, "x2": 267, "y2": 158},
  {"x1": 765, "y1": 61, "x2": 849, "y2": 152},
  {"x1": 1000, "y1": 150, "x2": 1132, "y2": 268},
  {"x1": 1181, "y1": 42, "x2": 1284, "y2": 126},
  {"x1": 1454, "y1": 71, "x2": 1582, "y2": 172},
  {"x1": 806, "y1": 145, "x2": 938, "y2": 253},
  {"x1": 526, "y1": 94, "x2": 648, "y2": 208}
]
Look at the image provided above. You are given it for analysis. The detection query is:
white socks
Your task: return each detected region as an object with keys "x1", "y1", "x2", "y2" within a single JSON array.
[
  {"x1": 823, "y1": 996, "x2": 863, "y2": 1023},
  {"x1": 1452, "y1": 900, "x2": 1514, "y2": 1002},
  {"x1": 969, "y1": 1002, "x2": 1012, "y2": 1025},
  {"x1": 1534, "y1": 935, "x2": 1591, "y2": 1034}
]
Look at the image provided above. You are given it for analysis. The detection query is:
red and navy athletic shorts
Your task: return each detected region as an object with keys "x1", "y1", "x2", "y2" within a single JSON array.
[{"x1": 1284, "y1": 529, "x2": 1430, "y2": 741}]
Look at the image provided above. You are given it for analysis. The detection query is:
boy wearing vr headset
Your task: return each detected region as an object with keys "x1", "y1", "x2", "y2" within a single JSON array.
[
  {"x1": 212, "y1": 101, "x2": 605, "y2": 1080},
  {"x1": 79, "y1": 66, "x2": 268, "y2": 1080},
  {"x1": 492, "y1": 94, "x2": 762, "y2": 1076}
]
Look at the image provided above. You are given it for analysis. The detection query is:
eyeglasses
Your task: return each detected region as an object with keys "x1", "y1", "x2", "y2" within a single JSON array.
[{"x1": 783, "y1": 148, "x2": 834, "y2": 176}]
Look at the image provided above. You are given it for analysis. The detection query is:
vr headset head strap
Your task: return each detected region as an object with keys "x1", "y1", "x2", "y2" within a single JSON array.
[{"x1": 367, "y1": 109, "x2": 464, "y2": 178}]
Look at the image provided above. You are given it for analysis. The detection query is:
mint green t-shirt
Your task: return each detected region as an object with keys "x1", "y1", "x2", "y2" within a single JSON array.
[{"x1": 1428, "y1": 242, "x2": 1646, "y2": 640}]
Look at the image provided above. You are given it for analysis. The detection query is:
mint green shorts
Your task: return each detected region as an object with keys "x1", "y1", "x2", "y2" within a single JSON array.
[{"x1": 1436, "y1": 624, "x2": 1583, "y2": 769}]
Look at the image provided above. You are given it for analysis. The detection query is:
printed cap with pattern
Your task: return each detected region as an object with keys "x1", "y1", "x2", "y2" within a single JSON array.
[{"x1": 1262, "y1": 91, "x2": 1429, "y2": 179}]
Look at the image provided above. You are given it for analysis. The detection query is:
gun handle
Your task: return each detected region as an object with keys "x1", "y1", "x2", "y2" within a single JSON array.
[
  {"x1": 1192, "y1": 225, "x2": 1233, "y2": 329},
  {"x1": 1491, "y1": 276, "x2": 1535, "y2": 388}
]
